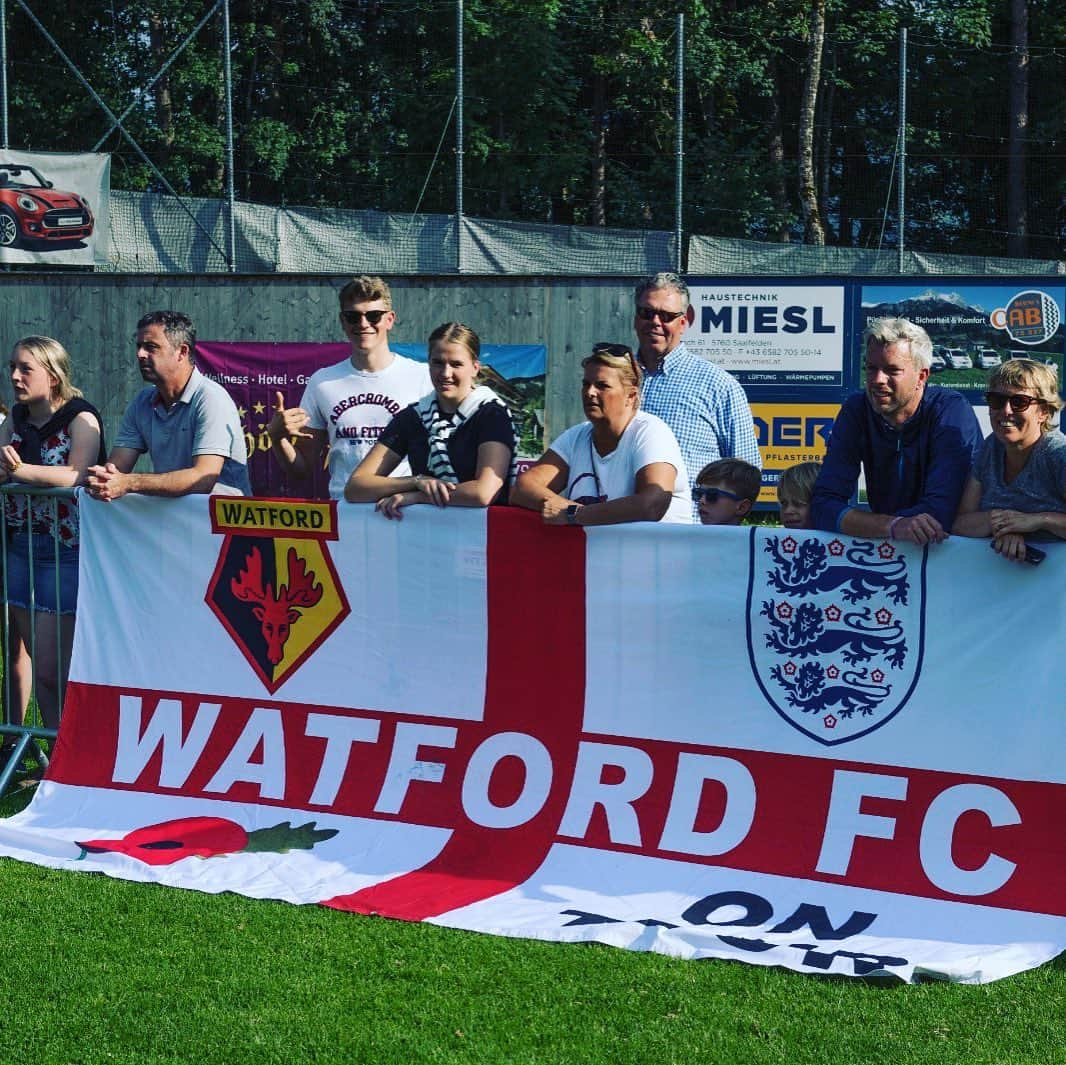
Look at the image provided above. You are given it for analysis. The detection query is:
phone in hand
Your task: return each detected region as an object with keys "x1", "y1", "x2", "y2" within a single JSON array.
[{"x1": 991, "y1": 540, "x2": 1046, "y2": 565}]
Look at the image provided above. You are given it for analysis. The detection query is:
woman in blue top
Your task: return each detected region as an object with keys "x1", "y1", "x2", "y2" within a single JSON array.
[{"x1": 953, "y1": 358, "x2": 1066, "y2": 562}]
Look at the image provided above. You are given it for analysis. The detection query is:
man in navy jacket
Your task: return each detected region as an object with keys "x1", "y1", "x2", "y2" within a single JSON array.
[{"x1": 811, "y1": 317, "x2": 982, "y2": 545}]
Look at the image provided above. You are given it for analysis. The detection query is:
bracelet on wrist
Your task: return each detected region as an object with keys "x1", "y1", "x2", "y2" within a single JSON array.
[{"x1": 887, "y1": 516, "x2": 902, "y2": 539}]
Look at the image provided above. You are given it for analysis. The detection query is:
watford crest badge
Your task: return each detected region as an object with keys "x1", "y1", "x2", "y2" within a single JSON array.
[{"x1": 206, "y1": 498, "x2": 350, "y2": 693}]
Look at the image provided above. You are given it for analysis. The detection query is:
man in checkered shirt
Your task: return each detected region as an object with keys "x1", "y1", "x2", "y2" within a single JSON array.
[{"x1": 633, "y1": 273, "x2": 762, "y2": 516}]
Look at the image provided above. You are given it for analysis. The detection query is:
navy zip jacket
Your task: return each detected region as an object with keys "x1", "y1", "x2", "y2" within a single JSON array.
[{"x1": 811, "y1": 386, "x2": 983, "y2": 533}]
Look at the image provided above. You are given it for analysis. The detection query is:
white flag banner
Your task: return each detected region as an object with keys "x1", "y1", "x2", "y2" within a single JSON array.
[
  {"x1": 0, "y1": 150, "x2": 109, "y2": 266},
  {"x1": 0, "y1": 495, "x2": 1061, "y2": 984}
]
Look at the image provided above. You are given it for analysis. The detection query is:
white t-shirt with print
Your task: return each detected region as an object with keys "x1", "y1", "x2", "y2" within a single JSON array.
[
  {"x1": 301, "y1": 353, "x2": 431, "y2": 498},
  {"x1": 549, "y1": 410, "x2": 692, "y2": 524}
]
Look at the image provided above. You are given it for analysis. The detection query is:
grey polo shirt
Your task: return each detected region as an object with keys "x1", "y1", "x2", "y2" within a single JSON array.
[{"x1": 114, "y1": 367, "x2": 252, "y2": 496}]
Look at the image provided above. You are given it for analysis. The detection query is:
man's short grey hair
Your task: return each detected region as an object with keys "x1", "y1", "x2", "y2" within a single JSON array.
[
  {"x1": 634, "y1": 272, "x2": 689, "y2": 311},
  {"x1": 137, "y1": 310, "x2": 196, "y2": 357},
  {"x1": 864, "y1": 317, "x2": 932, "y2": 371}
]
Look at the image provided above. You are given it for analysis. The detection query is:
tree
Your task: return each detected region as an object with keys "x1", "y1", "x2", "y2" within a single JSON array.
[
  {"x1": 798, "y1": 0, "x2": 827, "y2": 244},
  {"x1": 2, "y1": 0, "x2": 1065, "y2": 259},
  {"x1": 1006, "y1": 0, "x2": 1029, "y2": 258}
]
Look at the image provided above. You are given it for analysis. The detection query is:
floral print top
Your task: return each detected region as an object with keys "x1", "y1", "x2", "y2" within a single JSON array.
[{"x1": 5, "y1": 398, "x2": 105, "y2": 548}]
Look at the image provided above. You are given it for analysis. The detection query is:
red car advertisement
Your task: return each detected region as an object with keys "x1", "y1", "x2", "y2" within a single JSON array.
[
  {"x1": 0, "y1": 163, "x2": 94, "y2": 249},
  {"x1": 0, "y1": 151, "x2": 109, "y2": 267}
]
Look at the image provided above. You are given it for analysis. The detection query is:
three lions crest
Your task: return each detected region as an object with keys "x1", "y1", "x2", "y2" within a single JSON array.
[{"x1": 747, "y1": 530, "x2": 927, "y2": 745}]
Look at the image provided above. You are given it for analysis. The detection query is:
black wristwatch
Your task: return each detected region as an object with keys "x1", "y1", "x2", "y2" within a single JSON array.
[{"x1": 565, "y1": 504, "x2": 581, "y2": 526}]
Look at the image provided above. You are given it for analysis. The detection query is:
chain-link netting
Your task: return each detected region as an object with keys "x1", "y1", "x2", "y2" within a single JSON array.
[
  {"x1": 688, "y1": 235, "x2": 1066, "y2": 277},
  {"x1": 106, "y1": 191, "x2": 679, "y2": 275},
  {"x1": 105, "y1": 189, "x2": 1064, "y2": 276}
]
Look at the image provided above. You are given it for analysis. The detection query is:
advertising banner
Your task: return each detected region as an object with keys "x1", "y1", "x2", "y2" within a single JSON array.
[
  {"x1": 0, "y1": 498, "x2": 1061, "y2": 984},
  {"x1": 686, "y1": 283, "x2": 846, "y2": 387},
  {"x1": 859, "y1": 284, "x2": 1066, "y2": 435},
  {"x1": 751, "y1": 403, "x2": 839, "y2": 504},
  {"x1": 859, "y1": 284, "x2": 1065, "y2": 382},
  {"x1": 0, "y1": 149, "x2": 108, "y2": 267},
  {"x1": 196, "y1": 342, "x2": 547, "y2": 498}
]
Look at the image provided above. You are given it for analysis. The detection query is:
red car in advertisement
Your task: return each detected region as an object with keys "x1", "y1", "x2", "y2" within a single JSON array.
[{"x1": 0, "y1": 163, "x2": 94, "y2": 249}]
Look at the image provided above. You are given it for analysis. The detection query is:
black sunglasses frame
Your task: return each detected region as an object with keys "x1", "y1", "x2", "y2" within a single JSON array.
[
  {"x1": 590, "y1": 342, "x2": 642, "y2": 384},
  {"x1": 984, "y1": 391, "x2": 1044, "y2": 413},
  {"x1": 341, "y1": 309, "x2": 390, "y2": 326},
  {"x1": 635, "y1": 305, "x2": 686, "y2": 324},
  {"x1": 693, "y1": 486, "x2": 743, "y2": 505},
  {"x1": 592, "y1": 342, "x2": 633, "y2": 358}
]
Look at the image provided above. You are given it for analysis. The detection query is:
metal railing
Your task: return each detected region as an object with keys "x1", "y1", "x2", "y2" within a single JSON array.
[{"x1": 0, "y1": 484, "x2": 79, "y2": 796}]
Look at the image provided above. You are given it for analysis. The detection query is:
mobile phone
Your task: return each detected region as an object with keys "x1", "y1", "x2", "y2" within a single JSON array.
[
  {"x1": 1024, "y1": 544, "x2": 1047, "y2": 565},
  {"x1": 990, "y1": 541, "x2": 1046, "y2": 565}
]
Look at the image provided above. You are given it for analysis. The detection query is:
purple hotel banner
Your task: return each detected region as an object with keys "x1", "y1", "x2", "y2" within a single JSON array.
[{"x1": 197, "y1": 342, "x2": 350, "y2": 499}]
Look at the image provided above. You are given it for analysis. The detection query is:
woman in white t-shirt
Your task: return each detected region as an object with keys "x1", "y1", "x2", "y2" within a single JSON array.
[{"x1": 513, "y1": 343, "x2": 691, "y2": 525}]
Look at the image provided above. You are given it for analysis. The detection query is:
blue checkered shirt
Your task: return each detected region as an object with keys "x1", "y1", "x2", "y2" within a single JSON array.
[{"x1": 640, "y1": 343, "x2": 762, "y2": 505}]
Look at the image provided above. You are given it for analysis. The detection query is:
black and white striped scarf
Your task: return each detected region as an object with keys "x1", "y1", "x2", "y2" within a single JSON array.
[{"x1": 414, "y1": 385, "x2": 517, "y2": 485}]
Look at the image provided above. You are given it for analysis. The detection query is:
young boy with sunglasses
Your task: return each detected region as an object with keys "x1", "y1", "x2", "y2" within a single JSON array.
[
  {"x1": 693, "y1": 459, "x2": 761, "y2": 525},
  {"x1": 269, "y1": 275, "x2": 430, "y2": 498}
]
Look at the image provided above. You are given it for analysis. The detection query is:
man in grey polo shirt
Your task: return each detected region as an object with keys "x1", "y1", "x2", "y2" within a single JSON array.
[{"x1": 88, "y1": 310, "x2": 251, "y2": 500}]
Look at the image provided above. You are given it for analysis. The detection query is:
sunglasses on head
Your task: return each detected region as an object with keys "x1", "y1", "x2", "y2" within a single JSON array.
[
  {"x1": 693, "y1": 486, "x2": 742, "y2": 505},
  {"x1": 591, "y1": 342, "x2": 641, "y2": 381},
  {"x1": 592, "y1": 342, "x2": 633, "y2": 358},
  {"x1": 341, "y1": 309, "x2": 389, "y2": 326},
  {"x1": 636, "y1": 305, "x2": 685, "y2": 324},
  {"x1": 984, "y1": 391, "x2": 1043, "y2": 413}
]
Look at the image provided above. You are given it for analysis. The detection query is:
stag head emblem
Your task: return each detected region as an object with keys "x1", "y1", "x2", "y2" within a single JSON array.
[
  {"x1": 230, "y1": 546, "x2": 324, "y2": 665},
  {"x1": 206, "y1": 498, "x2": 351, "y2": 694}
]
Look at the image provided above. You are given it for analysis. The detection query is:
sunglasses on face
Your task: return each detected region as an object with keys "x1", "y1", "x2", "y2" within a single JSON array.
[
  {"x1": 341, "y1": 309, "x2": 389, "y2": 326},
  {"x1": 984, "y1": 391, "x2": 1043, "y2": 413},
  {"x1": 636, "y1": 305, "x2": 685, "y2": 324},
  {"x1": 693, "y1": 486, "x2": 742, "y2": 505}
]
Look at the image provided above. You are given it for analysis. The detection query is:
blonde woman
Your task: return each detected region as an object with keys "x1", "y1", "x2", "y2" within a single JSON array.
[
  {"x1": 0, "y1": 336, "x2": 105, "y2": 727},
  {"x1": 0, "y1": 398, "x2": 30, "y2": 749},
  {"x1": 513, "y1": 343, "x2": 691, "y2": 525},
  {"x1": 953, "y1": 358, "x2": 1066, "y2": 562},
  {"x1": 345, "y1": 322, "x2": 515, "y2": 518}
]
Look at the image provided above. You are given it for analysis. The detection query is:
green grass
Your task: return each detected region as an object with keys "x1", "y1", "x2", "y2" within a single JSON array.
[
  {"x1": 0, "y1": 637, "x2": 1061, "y2": 1063},
  {"x1": 0, "y1": 785, "x2": 1060, "y2": 1065}
]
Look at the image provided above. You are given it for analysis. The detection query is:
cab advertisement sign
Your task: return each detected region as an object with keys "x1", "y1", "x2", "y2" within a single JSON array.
[
  {"x1": 686, "y1": 284, "x2": 845, "y2": 387},
  {"x1": 752, "y1": 403, "x2": 839, "y2": 504},
  {"x1": 860, "y1": 284, "x2": 1065, "y2": 397}
]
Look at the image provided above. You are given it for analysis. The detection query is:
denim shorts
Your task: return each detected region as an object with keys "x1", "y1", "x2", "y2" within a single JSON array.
[{"x1": 4, "y1": 530, "x2": 79, "y2": 615}]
